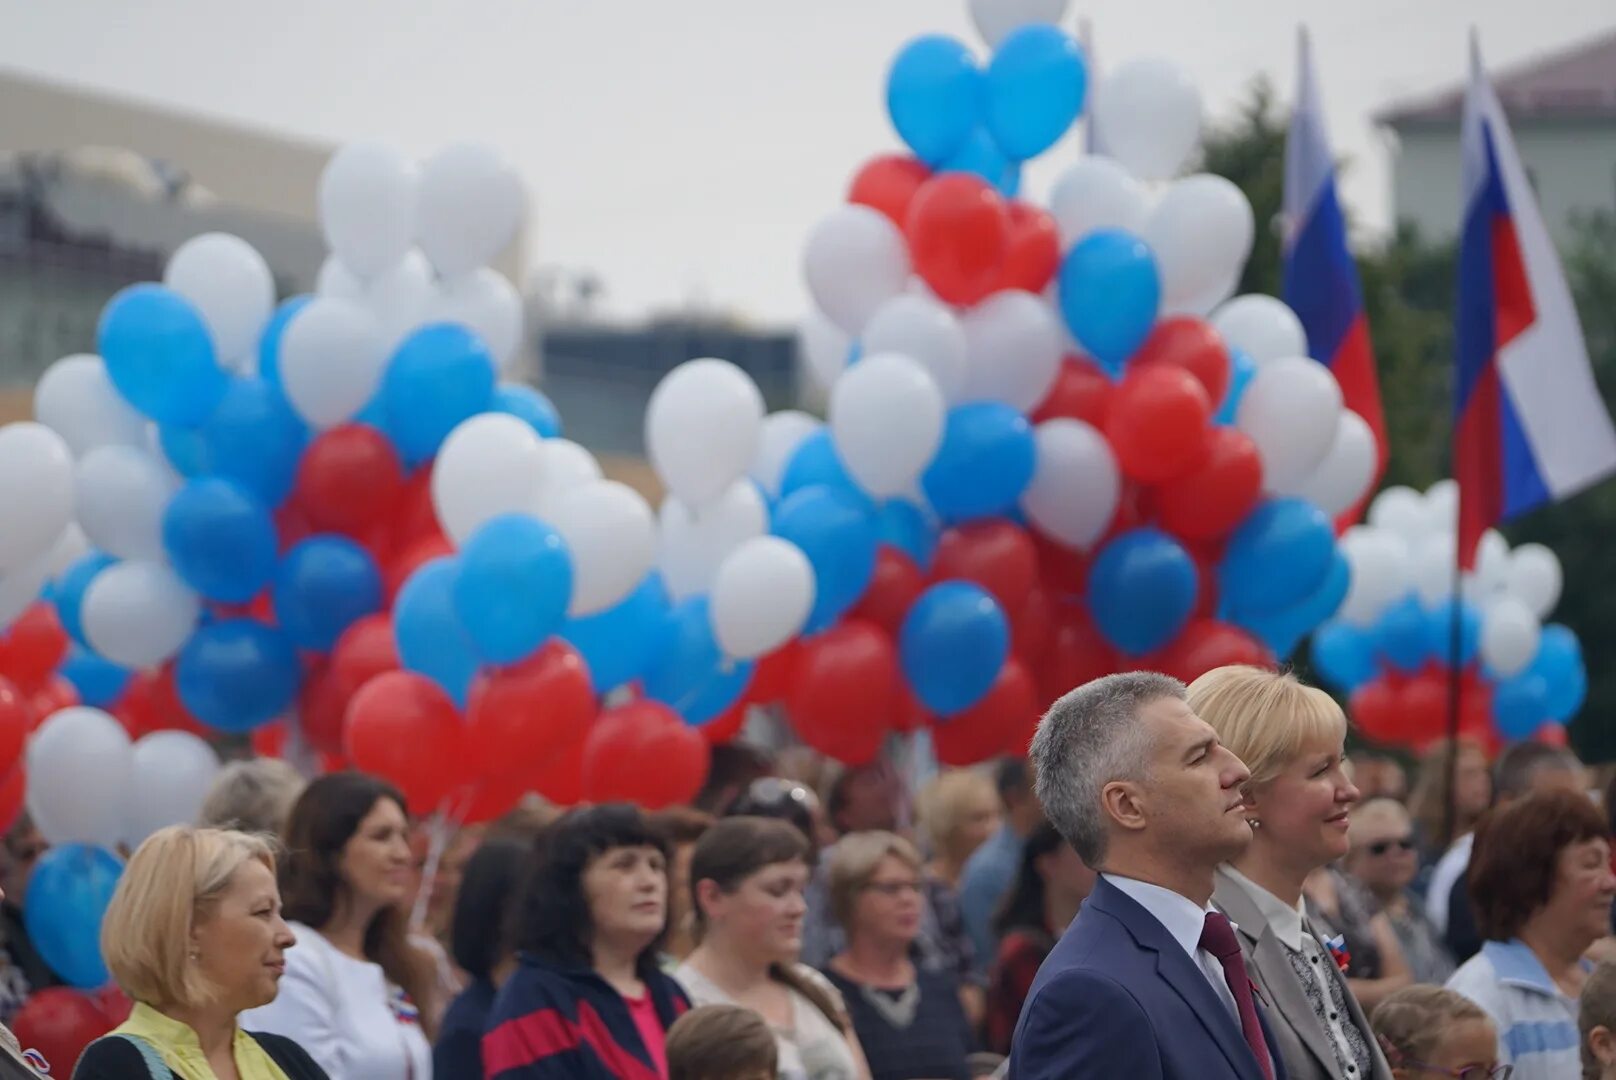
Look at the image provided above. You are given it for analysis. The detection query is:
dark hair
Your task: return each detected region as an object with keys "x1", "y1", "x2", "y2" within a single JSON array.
[
  {"x1": 279, "y1": 773, "x2": 436, "y2": 1033},
  {"x1": 451, "y1": 836, "x2": 530, "y2": 982},
  {"x1": 995, "y1": 757, "x2": 1030, "y2": 801},
  {"x1": 1495, "y1": 742, "x2": 1583, "y2": 801},
  {"x1": 993, "y1": 822, "x2": 1067, "y2": 938},
  {"x1": 727, "y1": 778, "x2": 819, "y2": 859},
  {"x1": 693, "y1": 745, "x2": 775, "y2": 814},
  {"x1": 1469, "y1": 788, "x2": 1609, "y2": 942},
  {"x1": 508, "y1": 804, "x2": 669, "y2": 976},
  {"x1": 667, "y1": 1004, "x2": 778, "y2": 1080},
  {"x1": 649, "y1": 807, "x2": 716, "y2": 848}
]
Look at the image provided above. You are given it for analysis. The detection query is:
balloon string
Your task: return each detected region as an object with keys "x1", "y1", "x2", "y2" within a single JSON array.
[{"x1": 408, "y1": 789, "x2": 472, "y2": 932}]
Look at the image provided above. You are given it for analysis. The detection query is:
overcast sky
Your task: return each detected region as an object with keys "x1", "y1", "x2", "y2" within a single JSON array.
[{"x1": 1, "y1": 0, "x2": 1611, "y2": 324}]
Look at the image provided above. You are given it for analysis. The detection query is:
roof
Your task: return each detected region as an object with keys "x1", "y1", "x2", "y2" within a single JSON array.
[{"x1": 1375, "y1": 26, "x2": 1616, "y2": 125}]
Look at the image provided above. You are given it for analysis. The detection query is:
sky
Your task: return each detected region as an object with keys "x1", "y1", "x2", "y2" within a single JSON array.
[{"x1": 1, "y1": 0, "x2": 1612, "y2": 325}]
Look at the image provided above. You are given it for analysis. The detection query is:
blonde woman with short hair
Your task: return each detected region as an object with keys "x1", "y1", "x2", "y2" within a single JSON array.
[
  {"x1": 915, "y1": 770, "x2": 1000, "y2": 890},
  {"x1": 72, "y1": 826, "x2": 327, "y2": 1080}
]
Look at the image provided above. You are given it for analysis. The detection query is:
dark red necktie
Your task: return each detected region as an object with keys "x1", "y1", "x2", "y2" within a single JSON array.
[{"x1": 1200, "y1": 911, "x2": 1276, "y2": 1080}]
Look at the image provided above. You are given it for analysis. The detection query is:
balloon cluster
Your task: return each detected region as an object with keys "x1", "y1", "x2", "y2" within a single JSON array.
[{"x1": 1311, "y1": 481, "x2": 1583, "y2": 749}]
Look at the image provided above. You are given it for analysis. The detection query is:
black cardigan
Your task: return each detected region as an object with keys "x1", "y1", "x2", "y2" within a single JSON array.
[{"x1": 71, "y1": 1031, "x2": 328, "y2": 1079}]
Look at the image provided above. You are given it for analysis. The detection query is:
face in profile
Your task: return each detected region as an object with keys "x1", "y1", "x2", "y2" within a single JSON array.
[
  {"x1": 1136, "y1": 696, "x2": 1254, "y2": 866},
  {"x1": 193, "y1": 858, "x2": 297, "y2": 1013},
  {"x1": 1251, "y1": 730, "x2": 1360, "y2": 869}
]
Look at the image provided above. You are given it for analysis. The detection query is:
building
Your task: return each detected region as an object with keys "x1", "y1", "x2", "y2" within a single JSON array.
[{"x1": 1374, "y1": 28, "x2": 1616, "y2": 248}]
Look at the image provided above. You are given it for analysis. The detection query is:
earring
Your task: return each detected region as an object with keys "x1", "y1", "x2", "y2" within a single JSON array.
[
  {"x1": 1249, "y1": 819, "x2": 1262, "y2": 830},
  {"x1": 189, "y1": 951, "x2": 200, "y2": 962}
]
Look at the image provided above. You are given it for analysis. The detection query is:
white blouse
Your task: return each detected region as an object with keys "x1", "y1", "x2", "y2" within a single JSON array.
[
  {"x1": 674, "y1": 961, "x2": 860, "y2": 1080},
  {"x1": 241, "y1": 921, "x2": 432, "y2": 1080}
]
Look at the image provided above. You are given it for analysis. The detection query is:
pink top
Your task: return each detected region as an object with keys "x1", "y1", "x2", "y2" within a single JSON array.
[{"x1": 623, "y1": 991, "x2": 669, "y2": 1079}]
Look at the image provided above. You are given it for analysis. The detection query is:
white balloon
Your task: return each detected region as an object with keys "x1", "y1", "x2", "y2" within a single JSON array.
[
  {"x1": 1506, "y1": 543, "x2": 1563, "y2": 619},
  {"x1": 1163, "y1": 266, "x2": 1242, "y2": 319},
  {"x1": 1474, "y1": 528, "x2": 1511, "y2": 597},
  {"x1": 1423, "y1": 479, "x2": 1460, "y2": 536},
  {"x1": 1368, "y1": 486, "x2": 1430, "y2": 545},
  {"x1": 830, "y1": 353, "x2": 946, "y2": 497},
  {"x1": 658, "y1": 481, "x2": 769, "y2": 601},
  {"x1": 967, "y1": 0, "x2": 1070, "y2": 47},
  {"x1": 710, "y1": 537, "x2": 816, "y2": 659},
  {"x1": 1480, "y1": 596, "x2": 1541, "y2": 678},
  {"x1": 960, "y1": 290, "x2": 1064, "y2": 412},
  {"x1": 435, "y1": 268, "x2": 523, "y2": 370},
  {"x1": 0, "y1": 422, "x2": 76, "y2": 573},
  {"x1": 364, "y1": 249, "x2": 439, "y2": 354},
  {"x1": 417, "y1": 143, "x2": 525, "y2": 279},
  {"x1": 34, "y1": 354, "x2": 148, "y2": 456},
  {"x1": 432, "y1": 414, "x2": 548, "y2": 546},
  {"x1": 1211, "y1": 295, "x2": 1307, "y2": 365},
  {"x1": 0, "y1": 547, "x2": 54, "y2": 631},
  {"x1": 163, "y1": 233, "x2": 275, "y2": 365},
  {"x1": 26, "y1": 707, "x2": 133, "y2": 848},
  {"x1": 125, "y1": 730, "x2": 220, "y2": 847},
  {"x1": 1337, "y1": 528, "x2": 1412, "y2": 628},
  {"x1": 1409, "y1": 533, "x2": 1459, "y2": 607},
  {"x1": 1145, "y1": 175, "x2": 1254, "y2": 312},
  {"x1": 750, "y1": 411, "x2": 822, "y2": 498},
  {"x1": 1021, "y1": 419, "x2": 1121, "y2": 550},
  {"x1": 799, "y1": 310, "x2": 852, "y2": 393},
  {"x1": 861, "y1": 294, "x2": 969, "y2": 400},
  {"x1": 645, "y1": 359, "x2": 765, "y2": 506},
  {"x1": 1236, "y1": 357, "x2": 1343, "y2": 492},
  {"x1": 82, "y1": 561, "x2": 201, "y2": 669},
  {"x1": 279, "y1": 298, "x2": 388, "y2": 429},
  {"x1": 1049, "y1": 157, "x2": 1150, "y2": 248},
  {"x1": 803, "y1": 205, "x2": 911, "y2": 336},
  {"x1": 74, "y1": 445, "x2": 179, "y2": 562},
  {"x1": 1286, "y1": 411, "x2": 1377, "y2": 517},
  {"x1": 318, "y1": 141, "x2": 418, "y2": 278},
  {"x1": 1091, "y1": 58, "x2": 1202, "y2": 181},
  {"x1": 544, "y1": 481, "x2": 656, "y2": 616},
  {"x1": 36, "y1": 522, "x2": 90, "y2": 588},
  {"x1": 531, "y1": 439, "x2": 604, "y2": 522},
  {"x1": 316, "y1": 255, "x2": 366, "y2": 300}
]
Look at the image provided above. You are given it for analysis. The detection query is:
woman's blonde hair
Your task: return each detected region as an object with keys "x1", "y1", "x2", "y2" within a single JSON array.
[
  {"x1": 1186, "y1": 666, "x2": 1346, "y2": 788},
  {"x1": 101, "y1": 826, "x2": 276, "y2": 1008},
  {"x1": 916, "y1": 769, "x2": 997, "y2": 863},
  {"x1": 1371, "y1": 985, "x2": 1490, "y2": 1069},
  {"x1": 827, "y1": 831, "x2": 922, "y2": 929}
]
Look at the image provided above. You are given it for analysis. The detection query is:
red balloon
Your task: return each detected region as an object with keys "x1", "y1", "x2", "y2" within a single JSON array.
[
  {"x1": 750, "y1": 641, "x2": 801, "y2": 706},
  {"x1": 534, "y1": 730, "x2": 588, "y2": 807},
  {"x1": 457, "y1": 774, "x2": 534, "y2": 825},
  {"x1": 466, "y1": 642, "x2": 596, "y2": 780},
  {"x1": 0, "y1": 604, "x2": 69, "y2": 693},
  {"x1": 0, "y1": 678, "x2": 28, "y2": 776},
  {"x1": 345, "y1": 672, "x2": 467, "y2": 813},
  {"x1": 849, "y1": 548, "x2": 926, "y2": 638},
  {"x1": 1011, "y1": 586, "x2": 1054, "y2": 669},
  {"x1": 1349, "y1": 678, "x2": 1401, "y2": 744},
  {"x1": 1534, "y1": 722, "x2": 1570, "y2": 748},
  {"x1": 1041, "y1": 606, "x2": 1118, "y2": 706},
  {"x1": 888, "y1": 682, "x2": 929, "y2": 735},
  {"x1": 297, "y1": 666, "x2": 349, "y2": 756},
  {"x1": 1399, "y1": 668, "x2": 1451, "y2": 747},
  {"x1": 114, "y1": 665, "x2": 209, "y2": 739},
  {"x1": 251, "y1": 720, "x2": 287, "y2": 758},
  {"x1": 274, "y1": 502, "x2": 314, "y2": 556},
  {"x1": 786, "y1": 621, "x2": 899, "y2": 752},
  {"x1": 848, "y1": 154, "x2": 932, "y2": 227},
  {"x1": 91, "y1": 986, "x2": 133, "y2": 1027},
  {"x1": 1032, "y1": 355, "x2": 1115, "y2": 428},
  {"x1": 27, "y1": 677, "x2": 78, "y2": 730},
  {"x1": 699, "y1": 693, "x2": 752, "y2": 747},
  {"x1": 582, "y1": 701, "x2": 710, "y2": 809},
  {"x1": 0, "y1": 767, "x2": 24, "y2": 836},
  {"x1": 387, "y1": 533, "x2": 455, "y2": 603},
  {"x1": 294, "y1": 424, "x2": 406, "y2": 536},
  {"x1": 1154, "y1": 427, "x2": 1264, "y2": 543},
  {"x1": 998, "y1": 202, "x2": 1060, "y2": 294},
  {"x1": 13, "y1": 988, "x2": 118, "y2": 1077},
  {"x1": 391, "y1": 469, "x2": 442, "y2": 550},
  {"x1": 905, "y1": 174, "x2": 1011, "y2": 306},
  {"x1": 1105, "y1": 366, "x2": 1212, "y2": 484},
  {"x1": 1147, "y1": 620, "x2": 1273, "y2": 683},
  {"x1": 932, "y1": 521, "x2": 1038, "y2": 615},
  {"x1": 800, "y1": 716, "x2": 889, "y2": 766},
  {"x1": 1132, "y1": 317, "x2": 1232, "y2": 407},
  {"x1": 1028, "y1": 527, "x2": 1090, "y2": 601},
  {"x1": 932, "y1": 660, "x2": 1039, "y2": 767},
  {"x1": 330, "y1": 615, "x2": 401, "y2": 698}
]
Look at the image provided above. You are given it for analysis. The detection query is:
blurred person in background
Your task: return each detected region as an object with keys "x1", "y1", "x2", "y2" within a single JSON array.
[
  {"x1": 650, "y1": 807, "x2": 716, "y2": 965},
  {"x1": 694, "y1": 746, "x2": 777, "y2": 817},
  {"x1": 197, "y1": 759, "x2": 307, "y2": 838},
  {"x1": 1407, "y1": 738, "x2": 1493, "y2": 872},
  {"x1": 958, "y1": 759, "x2": 1043, "y2": 966},
  {"x1": 1368, "y1": 986, "x2": 1502, "y2": 1080},
  {"x1": 1303, "y1": 863, "x2": 1415, "y2": 1009},
  {"x1": 827, "y1": 764, "x2": 907, "y2": 838},
  {"x1": 0, "y1": 815, "x2": 55, "y2": 1023},
  {"x1": 1348, "y1": 754, "x2": 1409, "y2": 804},
  {"x1": 1581, "y1": 959, "x2": 1616, "y2": 1080},
  {"x1": 916, "y1": 771, "x2": 1001, "y2": 892},
  {"x1": 665, "y1": 1004, "x2": 778, "y2": 1080},
  {"x1": 1344, "y1": 798, "x2": 1454, "y2": 985}
]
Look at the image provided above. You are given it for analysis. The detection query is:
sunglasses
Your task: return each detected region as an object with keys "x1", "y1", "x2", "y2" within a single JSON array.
[
  {"x1": 744, "y1": 777, "x2": 821, "y2": 814},
  {"x1": 1405, "y1": 1062, "x2": 1511, "y2": 1080},
  {"x1": 1365, "y1": 837, "x2": 1416, "y2": 857}
]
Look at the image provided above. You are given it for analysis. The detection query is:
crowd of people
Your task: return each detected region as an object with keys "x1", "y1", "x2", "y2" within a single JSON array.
[{"x1": 0, "y1": 665, "x2": 1614, "y2": 1079}]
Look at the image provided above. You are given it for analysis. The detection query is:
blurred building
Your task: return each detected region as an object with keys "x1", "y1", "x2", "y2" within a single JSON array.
[{"x1": 1375, "y1": 28, "x2": 1616, "y2": 247}]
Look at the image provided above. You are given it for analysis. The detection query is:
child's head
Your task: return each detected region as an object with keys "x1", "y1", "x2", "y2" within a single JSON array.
[
  {"x1": 1370, "y1": 985, "x2": 1498, "y2": 1080},
  {"x1": 1581, "y1": 960, "x2": 1616, "y2": 1079},
  {"x1": 667, "y1": 1004, "x2": 778, "y2": 1080}
]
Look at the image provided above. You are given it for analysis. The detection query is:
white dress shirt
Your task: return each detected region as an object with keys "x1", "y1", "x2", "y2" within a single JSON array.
[
  {"x1": 1424, "y1": 832, "x2": 1474, "y2": 934},
  {"x1": 1102, "y1": 873, "x2": 1240, "y2": 1020}
]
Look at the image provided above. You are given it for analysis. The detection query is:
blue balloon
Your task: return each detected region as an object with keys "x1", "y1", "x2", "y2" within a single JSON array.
[
  {"x1": 158, "y1": 424, "x2": 211, "y2": 478},
  {"x1": 258, "y1": 295, "x2": 311, "y2": 387},
  {"x1": 642, "y1": 596, "x2": 753, "y2": 725},
  {"x1": 1311, "y1": 621, "x2": 1376, "y2": 692},
  {"x1": 163, "y1": 478, "x2": 278, "y2": 603},
  {"x1": 1236, "y1": 549, "x2": 1352, "y2": 660},
  {"x1": 453, "y1": 515, "x2": 574, "y2": 665},
  {"x1": 985, "y1": 25, "x2": 1086, "y2": 161},
  {"x1": 900, "y1": 582, "x2": 1009, "y2": 715},
  {"x1": 492, "y1": 383, "x2": 562, "y2": 439},
  {"x1": 1220, "y1": 498, "x2": 1335, "y2": 616},
  {"x1": 772, "y1": 485, "x2": 879, "y2": 633},
  {"x1": 939, "y1": 127, "x2": 1021, "y2": 197},
  {"x1": 274, "y1": 536, "x2": 384, "y2": 652},
  {"x1": 1089, "y1": 528, "x2": 1198, "y2": 655},
  {"x1": 1056, "y1": 230, "x2": 1161, "y2": 373},
  {"x1": 780, "y1": 430, "x2": 870, "y2": 507},
  {"x1": 877, "y1": 499, "x2": 940, "y2": 571},
  {"x1": 1532, "y1": 624, "x2": 1587, "y2": 722},
  {"x1": 54, "y1": 552, "x2": 115, "y2": 648},
  {"x1": 922, "y1": 403, "x2": 1036, "y2": 524},
  {"x1": 1422, "y1": 597, "x2": 1482, "y2": 668},
  {"x1": 886, "y1": 35, "x2": 983, "y2": 165},
  {"x1": 1494, "y1": 671, "x2": 1551, "y2": 740},
  {"x1": 97, "y1": 283, "x2": 227, "y2": 426},
  {"x1": 1214, "y1": 349, "x2": 1257, "y2": 425},
  {"x1": 196, "y1": 376, "x2": 308, "y2": 506},
  {"x1": 175, "y1": 619, "x2": 301, "y2": 733},
  {"x1": 58, "y1": 645, "x2": 131, "y2": 707},
  {"x1": 1373, "y1": 595, "x2": 1431, "y2": 674},
  {"x1": 562, "y1": 574, "x2": 674, "y2": 694},
  {"x1": 394, "y1": 557, "x2": 480, "y2": 706},
  {"x1": 25, "y1": 845, "x2": 123, "y2": 988},
  {"x1": 381, "y1": 324, "x2": 497, "y2": 462}
]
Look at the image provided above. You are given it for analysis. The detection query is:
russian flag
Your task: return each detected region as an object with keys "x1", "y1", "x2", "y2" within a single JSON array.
[
  {"x1": 1454, "y1": 33, "x2": 1616, "y2": 567},
  {"x1": 1282, "y1": 28, "x2": 1386, "y2": 523}
]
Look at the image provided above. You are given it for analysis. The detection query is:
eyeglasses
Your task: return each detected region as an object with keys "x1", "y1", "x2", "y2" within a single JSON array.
[
  {"x1": 1365, "y1": 837, "x2": 1417, "y2": 857},
  {"x1": 863, "y1": 879, "x2": 922, "y2": 897},
  {"x1": 1404, "y1": 1062, "x2": 1511, "y2": 1080}
]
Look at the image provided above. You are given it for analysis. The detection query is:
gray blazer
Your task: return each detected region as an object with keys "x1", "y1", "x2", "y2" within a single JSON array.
[{"x1": 1213, "y1": 867, "x2": 1394, "y2": 1080}]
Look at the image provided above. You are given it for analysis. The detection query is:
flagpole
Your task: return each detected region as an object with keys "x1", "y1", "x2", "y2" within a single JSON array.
[{"x1": 1442, "y1": 542, "x2": 1464, "y2": 851}]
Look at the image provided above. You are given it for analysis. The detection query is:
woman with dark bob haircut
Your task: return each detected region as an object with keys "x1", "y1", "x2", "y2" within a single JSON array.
[
  {"x1": 1446, "y1": 788, "x2": 1616, "y2": 1080},
  {"x1": 483, "y1": 804, "x2": 690, "y2": 1079}
]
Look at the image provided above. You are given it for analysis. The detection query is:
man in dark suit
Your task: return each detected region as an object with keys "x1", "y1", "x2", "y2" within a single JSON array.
[{"x1": 1009, "y1": 671, "x2": 1284, "y2": 1080}]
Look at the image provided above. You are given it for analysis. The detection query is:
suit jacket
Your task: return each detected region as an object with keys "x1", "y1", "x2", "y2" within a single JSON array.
[
  {"x1": 1008, "y1": 875, "x2": 1287, "y2": 1080},
  {"x1": 1213, "y1": 867, "x2": 1394, "y2": 1080}
]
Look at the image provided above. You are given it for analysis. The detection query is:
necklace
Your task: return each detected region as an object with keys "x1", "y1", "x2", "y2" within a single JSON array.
[{"x1": 856, "y1": 979, "x2": 920, "y2": 1029}]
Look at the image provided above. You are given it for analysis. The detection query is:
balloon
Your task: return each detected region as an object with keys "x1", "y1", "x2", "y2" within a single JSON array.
[
  {"x1": 959, "y1": 290, "x2": 1064, "y2": 412},
  {"x1": 466, "y1": 641, "x2": 594, "y2": 779},
  {"x1": 0, "y1": 423, "x2": 75, "y2": 573},
  {"x1": 58, "y1": 646, "x2": 130, "y2": 709},
  {"x1": 317, "y1": 256, "x2": 363, "y2": 300},
  {"x1": 452, "y1": 515, "x2": 573, "y2": 665},
  {"x1": 1371, "y1": 596, "x2": 1431, "y2": 674},
  {"x1": 1422, "y1": 597, "x2": 1483, "y2": 669},
  {"x1": 393, "y1": 557, "x2": 480, "y2": 705},
  {"x1": 900, "y1": 582, "x2": 1010, "y2": 716},
  {"x1": 1505, "y1": 543, "x2": 1563, "y2": 619},
  {"x1": 433, "y1": 268, "x2": 523, "y2": 370},
  {"x1": 922, "y1": 403, "x2": 1036, "y2": 524},
  {"x1": 1286, "y1": 411, "x2": 1377, "y2": 516},
  {"x1": 1537, "y1": 626, "x2": 1588, "y2": 723},
  {"x1": 26, "y1": 707, "x2": 131, "y2": 848},
  {"x1": 645, "y1": 359, "x2": 766, "y2": 506},
  {"x1": 1104, "y1": 366, "x2": 1211, "y2": 484},
  {"x1": 940, "y1": 127, "x2": 1021, "y2": 206},
  {"x1": 1019, "y1": 418, "x2": 1121, "y2": 551},
  {"x1": 779, "y1": 430, "x2": 867, "y2": 507},
  {"x1": 345, "y1": 671, "x2": 466, "y2": 812},
  {"x1": 531, "y1": 439, "x2": 605, "y2": 520},
  {"x1": 274, "y1": 536, "x2": 385, "y2": 652},
  {"x1": 74, "y1": 446, "x2": 179, "y2": 563},
  {"x1": 492, "y1": 383, "x2": 562, "y2": 439},
  {"x1": 798, "y1": 311, "x2": 853, "y2": 393},
  {"x1": 26, "y1": 845, "x2": 122, "y2": 988},
  {"x1": 710, "y1": 537, "x2": 815, "y2": 659},
  {"x1": 1494, "y1": 670, "x2": 1550, "y2": 741},
  {"x1": 175, "y1": 620, "x2": 301, "y2": 733},
  {"x1": 33, "y1": 354, "x2": 148, "y2": 457},
  {"x1": 163, "y1": 478, "x2": 278, "y2": 602},
  {"x1": 771, "y1": 486, "x2": 879, "y2": 633},
  {"x1": 803, "y1": 205, "x2": 912, "y2": 336},
  {"x1": 295, "y1": 424, "x2": 406, "y2": 536},
  {"x1": 1131, "y1": 317, "x2": 1232, "y2": 406},
  {"x1": 582, "y1": 701, "x2": 711, "y2": 810},
  {"x1": 125, "y1": 730, "x2": 220, "y2": 846},
  {"x1": 861, "y1": 295, "x2": 969, "y2": 401},
  {"x1": 12, "y1": 987, "x2": 119, "y2": 1074},
  {"x1": 643, "y1": 597, "x2": 753, "y2": 725},
  {"x1": 163, "y1": 233, "x2": 274, "y2": 366},
  {"x1": 431, "y1": 413, "x2": 546, "y2": 546},
  {"x1": 1311, "y1": 621, "x2": 1377, "y2": 692},
  {"x1": 258, "y1": 296, "x2": 312, "y2": 387},
  {"x1": 1424, "y1": 480, "x2": 1460, "y2": 536},
  {"x1": 543, "y1": 481, "x2": 657, "y2": 617},
  {"x1": 1338, "y1": 528, "x2": 1414, "y2": 627},
  {"x1": 1048, "y1": 157, "x2": 1148, "y2": 247},
  {"x1": 985, "y1": 25, "x2": 1086, "y2": 160},
  {"x1": 905, "y1": 174, "x2": 1011, "y2": 307},
  {"x1": 81, "y1": 562, "x2": 200, "y2": 670},
  {"x1": 1144, "y1": 176, "x2": 1254, "y2": 312},
  {"x1": 317, "y1": 140, "x2": 417, "y2": 278},
  {"x1": 750, "y1": 411, "x2": 823, "y2": 498},
  {"x1": 877, "y1": 500, "x2": 941, "y2": 570},
  {"x1": 1056, "y1": 229, "x2": 1161, "y2": 372},
  {"x1": 999, "y1": 202, "x2": 1061, "y2": 294},
  {"x1": 1480, "y1": 596, "x2": 1541, "y2": 678},
  {"x1": 97, "y1": 284, "x2": 226, "y2": 426},
  {"x1": 277, "y1": 297, "x2": 388, "y2": 430},
  {"x1": 382, "y1": 323, "x2": 497, "y2": 463},
  {"x1": 1089, "y1": 529, "x2": 1198, "y2": 655},
  {"x1": 1234, "y1": 548, "x2": 1351, "y2": 659},
  {"x1": 194, "y1": 376, "x2": 309, "y2": 507},
  {"x1": 0, "y1": 602, "x2": 70, "y2": 692},
  {"x1": 1235, "y1": 356, "x2": 1344, "y2": 491},
  {"x1": 112, "y1": 664, "x2": 208, "y2": 742},
  {"x1": 1214, "y1": 348, "x2": 1258, "y2": 425},
  {"x1": 1220, "y1": 498, "x2": 1335, "y2": 616},
  {"x1": 561, "y1": 573, "x2": 673, "y2": 694},
  {"x1": 1154, "y1": 427, "x2": 1263, "y2": 542},
  {"x1": 1211, "y1": 295, "x2": 1307, "y2": 366},
  {"x1": 658, "y1": 482, "x2": 769, "y2": 601},
  {"x1": 0, "y1": 680, "x2": 25, "y2": 778},
  {"x1": 362, "y1": 250, "x2": 439, "y2": 355},
  {"x1": 1032, "y1": 356, "x2": 1114, "y2": 427},
  {"x1": 968, "y1": 0, "x2": 1070, "y2": 48},
  {"x1": 1091, "y1": 57, "x2": 1202, "y2": 180},
  {"x1": 53, "y1": 553, "x2": 114, "y2": 648},
  {"x1": 830, "y1": 353, "x2": 946, "y2": 497},
  {"x1": 885, "y1": 35, "x2": 982, "y2": 164},
  {"x1": 849, "y1": 547, "x2": 926, "y2": 638},
  {"x1": 933, "y1": 520, "x2": 1038, "y2": 615},
  {"x1": 848, "y1": 154, "x2": 932, "y2": 228},
  {"x1": 786, "y1": 621, "x2": 900, "y2": 755},
  {"x1": 416, "y1": 143, "x2": 524, "y2": 279},
  {"x1": 1149, "y1": 620, "x2": 1273, "y2": 683},
  {"x1": 932, "y1": 659, "x2": 1039, "y2": 766}
]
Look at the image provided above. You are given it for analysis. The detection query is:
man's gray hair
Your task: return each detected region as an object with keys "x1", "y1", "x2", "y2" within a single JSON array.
[{"x1": 1030, "y1": 671, "x2": 1186, "y2": 867}]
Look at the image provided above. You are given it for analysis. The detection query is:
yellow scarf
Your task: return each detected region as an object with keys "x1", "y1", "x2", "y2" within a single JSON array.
[{"x1": 113, "y1": 1003, "x2": 290, "y2": 1080}]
